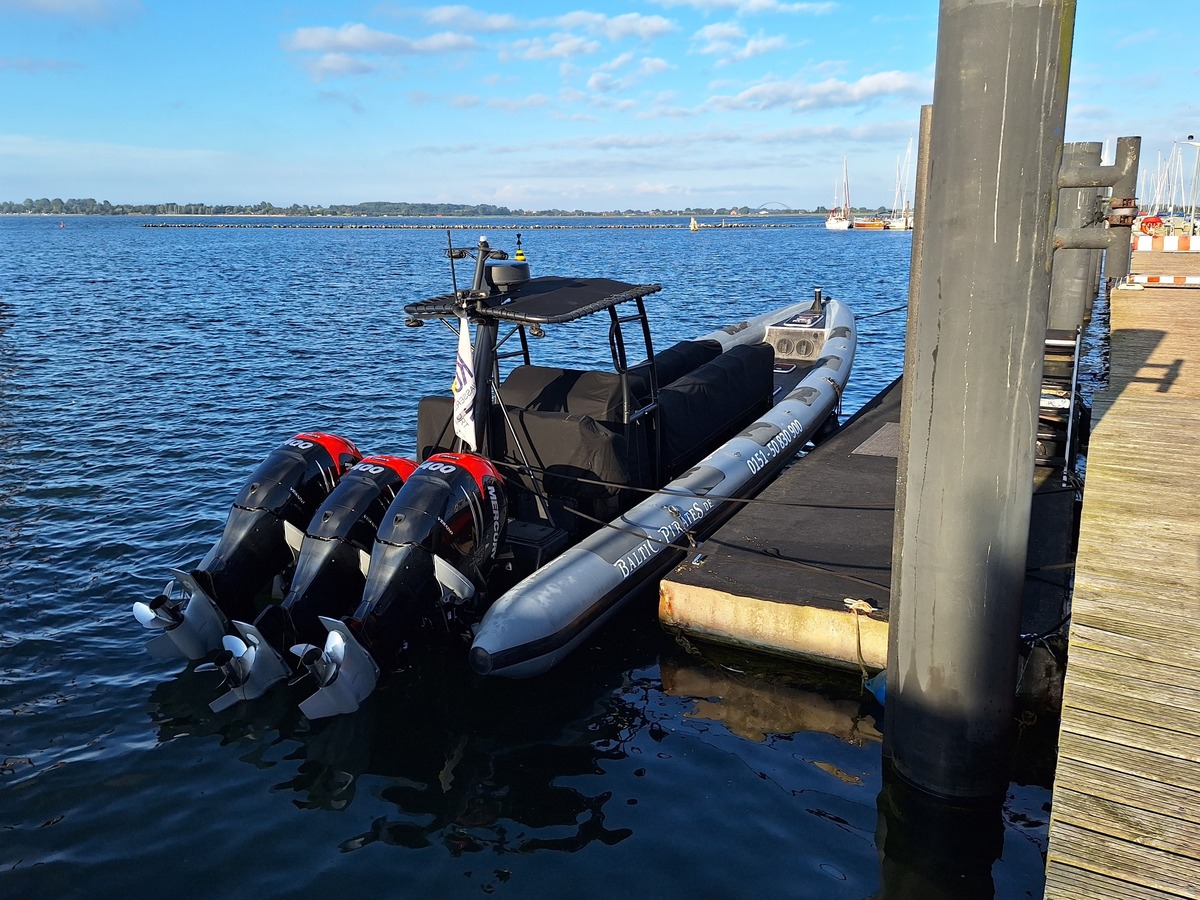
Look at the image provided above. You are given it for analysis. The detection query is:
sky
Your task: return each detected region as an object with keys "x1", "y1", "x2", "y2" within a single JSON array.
[{"x1": 1, "y1": 0, "x2": 1197, "y2": 212}]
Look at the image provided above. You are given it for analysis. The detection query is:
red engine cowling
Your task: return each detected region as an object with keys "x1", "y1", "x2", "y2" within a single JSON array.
[{"x1": 348, "y1": 453, "x2": 506, "y2": 669}]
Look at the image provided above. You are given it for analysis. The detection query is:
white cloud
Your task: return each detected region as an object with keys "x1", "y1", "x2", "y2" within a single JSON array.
[
  {"x1": 587, "y1": 54, "x2": 673, "y2": 92},
  {"x1": 693, "y1": 22, "x2": 746, "y2": 54},
  {"x1": 631, "y1": 180, "x2": 679, "y2": 196},
  {"x1": 287, "y1": 23, "x2": 407, "y2": 53},
  {"x1": 692, "y1": 22, "x2": 788, "y2": 66},
  {"x1": 651, "y1": 0, "x2": 835, "y2": 14},
  {"x1": 706, "y1": 70, "x2": 929, "y2": 112},
  {"x1": 285, "y1": 23, "x2": 476, "y2": 55},
  {"x1": 507, "y1": 33, "x2": 600, "y2": 61},
  {"x1": 423, "y1": 5, "x2": 520, "y2": 32},
  {"x1": 413, "y1": 32, "x2": 477, "y2": 52},
  {"x1": 596, "y1": 52, "x2": 636, "y2": 73},
  {"x1": 303, "y1": 52, "x2": 377, "y2": 80},
  {"x1": 727, "y1": 34, "x2": 788, "y2": 63},
  {"x1": 0, "y1": 133, "x2": 232, "y2": 195},
  {"x1": 545, "y1": 12, "x2": 677, "y2": 42}
]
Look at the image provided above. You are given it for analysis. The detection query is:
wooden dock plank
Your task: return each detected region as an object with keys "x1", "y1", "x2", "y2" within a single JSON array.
[
  {"x1": 1057, "y1": 729, "x2": 1200, "y2": 793},
  {"x1": 1044, "y1": 282, "x2": 1200, "y2": 898},
  {"x1": 1056, "y1": 704, "x2": 1200, "y2": 764},
  {"x1": 1053, "y1": 788, "x2": 1200, "y2": 864},
  {"x1": 1052, "y1": 760, "x2": 1200, "y2": 828},
  {"x1": 1065, "y1": 657, "x2": 1200, "y2": 720},
  {"x1": 1058, "y1": 678, "x2": 1200, "y2": 740},
  {"x1": 1045, "y1": 862, "x2": 1194, "y2": 900},
  {"x1": 1064, "y1": 654, "x2": 1200, "y2": 714},
  {"x1": 1045, "y1": 820, "x2": 1198, "y2": 899},
  {"x1": 1069, "y1": 603, "x2": 1200, "y2": 653},
  {"x1": 1131, "y1": 249, "x2": 1200, "y2": 277}
]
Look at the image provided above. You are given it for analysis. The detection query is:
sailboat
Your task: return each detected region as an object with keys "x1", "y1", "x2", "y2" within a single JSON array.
[
  {"x1": 825, "y1": 157, "x2": 853, "y2": 230},
  {"x1": 886, "y1": 138, "x2": 915, "y2": 231}
]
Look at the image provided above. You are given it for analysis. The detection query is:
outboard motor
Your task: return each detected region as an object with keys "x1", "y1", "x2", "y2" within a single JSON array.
[
  {"x1": 296, "y1": 452, "x2": 506, "y2": 719},
  {"x1": 204, "y1": 455, "x2": 419, "y2": 712},
  {"x1": 133, "y1": 432, "x2": 362, "y2": 661}
]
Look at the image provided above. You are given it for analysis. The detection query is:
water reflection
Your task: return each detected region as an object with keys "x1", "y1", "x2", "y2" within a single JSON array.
[
  {"x1": 658, "y1": 647, "x2": 1048, "y2": 900},
  {"x1": 661, "y1": 658, "x2": 882, "y2": 747},
  {"x1": 874, "y1": 770, "x2": 1005, "y2": 900},
  {"x1": 147, "y1": 610, "x2": 664, "y2": 856}
]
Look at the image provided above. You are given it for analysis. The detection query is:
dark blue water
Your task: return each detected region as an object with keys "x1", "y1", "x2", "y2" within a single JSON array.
[{"x1": 0, "y1": 216, "x2": 1049, "y2": 898}]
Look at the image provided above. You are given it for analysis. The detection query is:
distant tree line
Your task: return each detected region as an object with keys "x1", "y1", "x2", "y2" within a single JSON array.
[
  {"x1": 0, "y1": 198, "x2": 528, "y2": 217},
  {"x1": 0, "y1": 197, "x2": 876, "y2": 217}
]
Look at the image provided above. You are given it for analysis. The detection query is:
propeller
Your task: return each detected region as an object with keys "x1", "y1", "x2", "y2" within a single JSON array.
[
  {"x1": 196, "y1": 634, "x2": 256, "y2": 688},
  {"x1": 295, "y1": 617, "x2": 380, "y2": 720},
  {"x1": 291, "y1": 629, "x2": 346, "y2": 688},
  {"x1": 135, "y1": 571, "x2": 227, "y2": 660},
  {"x1": 132, "y1": 593, "x2": 184, "y2": 630}
]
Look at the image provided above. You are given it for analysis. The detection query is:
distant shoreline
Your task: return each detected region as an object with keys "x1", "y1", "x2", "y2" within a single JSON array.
[
  {"x1": 134, "y1": 220, "x2": 822, "y2": 230},
  {"x1": 1, "y1": 210, "x2": 845, "y2": 218},
  {"x1": 2, "y1": 202, "x2": 892, "y2": 218}
]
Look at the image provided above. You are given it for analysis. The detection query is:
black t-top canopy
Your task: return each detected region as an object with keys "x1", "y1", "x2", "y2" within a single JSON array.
[{"x1": 404, "y1": 276, "x2": 662, "y2": 325}]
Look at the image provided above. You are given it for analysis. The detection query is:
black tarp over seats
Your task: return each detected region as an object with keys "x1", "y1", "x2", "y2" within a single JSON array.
[
  {"x1": 657, "y1": 342, "x2": 774, "y2": 478},
  {"x1": 414, "y1": 338, "x2": 773, "y2": 531}
]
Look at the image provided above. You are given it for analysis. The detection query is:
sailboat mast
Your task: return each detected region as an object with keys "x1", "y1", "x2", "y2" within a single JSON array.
[{"x1": 843, "y1": 157, "x2": 850, "y2": 215}]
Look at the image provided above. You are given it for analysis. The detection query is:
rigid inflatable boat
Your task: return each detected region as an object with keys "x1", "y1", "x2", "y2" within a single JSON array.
[{"x1": 133, "y1": 234, "x2": 856, "y2": 718}]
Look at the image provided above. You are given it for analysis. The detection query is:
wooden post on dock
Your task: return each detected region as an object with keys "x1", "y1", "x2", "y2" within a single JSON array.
[{"x1": 884, "y1": 0, "x2": 1076, "y2": 800}]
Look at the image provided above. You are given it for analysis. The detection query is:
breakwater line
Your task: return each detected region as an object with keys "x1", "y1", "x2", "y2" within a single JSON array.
[{"x1": 139, "y1": 220, "x2": 819, "y2": 230}]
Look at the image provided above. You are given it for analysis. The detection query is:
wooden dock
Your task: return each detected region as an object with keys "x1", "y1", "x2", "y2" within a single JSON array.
[{"x1": 1043, "y1": 280, "x2": 1200, "y2": 898}]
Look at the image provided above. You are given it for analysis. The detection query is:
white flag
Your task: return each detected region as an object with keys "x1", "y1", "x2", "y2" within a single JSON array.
[{"x1": 452, "y1": 316, "x2": 477, "y2": 450}]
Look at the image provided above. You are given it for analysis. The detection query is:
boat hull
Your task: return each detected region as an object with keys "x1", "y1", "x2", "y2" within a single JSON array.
[{"x1": 469, "y1": 298, "x2": 856, "y2": 677}]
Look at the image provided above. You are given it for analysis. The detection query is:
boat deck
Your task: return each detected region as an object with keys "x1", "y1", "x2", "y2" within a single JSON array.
[{"x1": 1043, "y1": 281, "x2": 1200, "y2": 899}]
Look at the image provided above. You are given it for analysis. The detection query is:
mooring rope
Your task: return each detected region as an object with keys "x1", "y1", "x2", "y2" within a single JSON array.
[
  {"x1": 856, "y1": 303, "x2": 909, "y2": 320},
  {"x1": 492, "y1": 460, "x2": 896, "y2": 511}
]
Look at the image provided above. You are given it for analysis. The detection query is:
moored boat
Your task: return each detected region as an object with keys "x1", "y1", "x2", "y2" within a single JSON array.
[
  {"x1": 825, "y1": 157, "x2": 854, "y2": 230},
  {"x1": 886, "y1": 138, "x2": 915, "y2": 230},
  {"x1": 133, "y1": 234, "x2": 857, "y2": 717}
]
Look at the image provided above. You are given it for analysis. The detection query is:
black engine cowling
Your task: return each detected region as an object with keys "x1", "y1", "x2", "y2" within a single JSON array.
[
  {"x1": 190, "y1": 432, "x2": 363, "y2": 622},
  {"x1": 251, "y1": 454, "x2": 418, "y2": 658},
  {"x1": 348, "y1": 453, "x2": 506, "y2": 669}
]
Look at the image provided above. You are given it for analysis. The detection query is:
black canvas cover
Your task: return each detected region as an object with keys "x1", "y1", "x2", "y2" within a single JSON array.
[
  {"x1": 657, "y1": 342, "x2": 774, "y2": 476},
  {"x1": 498, "y1": 366, "x2": 577, "y2": 412},
  {"x1": 499, "y1": 366, "x2": 627, "y2": 424},
  {"x1": 501, "y1": 408, "x2": 632, "y2": 500},
  {"x1": 405, "y1": 277, "x2": 661, "y2": 325},
  {"x1": 416, "y1": 395, "x2": 456, "y2": 461},
  {"x1": 626, "y1": 338, "x2": 723, "y2": 400}
]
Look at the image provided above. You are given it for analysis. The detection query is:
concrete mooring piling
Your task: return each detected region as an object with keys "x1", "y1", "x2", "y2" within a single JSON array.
[
  {"x1": 1049, "y1": 142, "x2": 1103, "y2": 332},
  {"x1": 1054, "y1": 135, "x2": 1141, "y2": 288},
  {"x1": 883, "y1": 0, "x2": 1076, "y2": 801}
]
